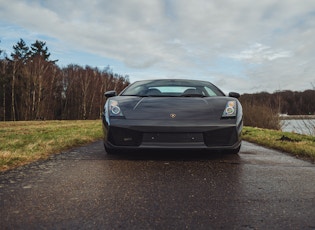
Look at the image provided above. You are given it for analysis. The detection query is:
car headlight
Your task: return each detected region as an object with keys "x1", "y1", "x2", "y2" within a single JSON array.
[
  {"x1": 108, "y1": 99, "x2": 124, "y2": 117},
  {"x1": 222, "y1": 101, "x2": 237, "y2": 118}
]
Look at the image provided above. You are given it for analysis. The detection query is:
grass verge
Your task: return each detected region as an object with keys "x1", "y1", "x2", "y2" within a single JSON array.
[
  {"x1": 1, "y1": 122, "x2": 314, "y2": 172},
  {"x1": 242, "y1": 126, "x2": 315, "y2": 162},
  {"x1": 0, "y1": 120, "x2": 103, "y2": 172}
]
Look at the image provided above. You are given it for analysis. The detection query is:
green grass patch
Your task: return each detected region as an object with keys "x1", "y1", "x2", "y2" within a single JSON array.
[
  {"x1": 0, "y1": 120, "x2": 103, "y2": 171},
  {"x1": 1, "y1": 122, "x2": 314, "y2": 172},
  {"x1": 242, "y1": 126, "x2": 315, "y2": 162}
]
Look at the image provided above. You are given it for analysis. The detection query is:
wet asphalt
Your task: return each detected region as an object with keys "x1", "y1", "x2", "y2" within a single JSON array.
[{"x1": 0, "y1": 141, "x2": 315, "y2": 229}]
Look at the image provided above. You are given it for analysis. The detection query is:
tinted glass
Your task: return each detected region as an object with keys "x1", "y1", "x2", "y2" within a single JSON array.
[{"x1": 121, "y1": 79, "x2": 225, "y2": 97}]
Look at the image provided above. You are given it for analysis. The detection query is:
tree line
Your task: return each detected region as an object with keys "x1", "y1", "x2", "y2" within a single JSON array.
[
  {"x1": 0, "y1": 39, "x2": 129, "y2": 121},
  {"x1": 1, "y1": 39, "x2": 312, "y2": 121},
  {"x1": 240, "y1": 90, "x2": 315, "y2": 115}
]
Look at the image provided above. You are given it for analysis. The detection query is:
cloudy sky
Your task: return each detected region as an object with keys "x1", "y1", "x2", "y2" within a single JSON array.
[{"x1": 0, "y1": 0, "x2": 315, "y2": 94}]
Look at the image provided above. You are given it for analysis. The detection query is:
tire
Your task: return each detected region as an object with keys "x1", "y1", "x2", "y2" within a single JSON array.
[
  {"x1": 227, "y1": 145, "x2": 241, "y2": 154},
  {"x1": 104, "y1": 144, "x2": 117, "y2": 155}
]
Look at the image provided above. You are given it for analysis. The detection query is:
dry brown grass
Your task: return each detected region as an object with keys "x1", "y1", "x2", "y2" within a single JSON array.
[
  {"x1": 243, "y1": 126, "x2": 315, "y2": 162},
  {"x1": 0, "y1": 120, "x2": 103, "y2": 171},
  {"x1": 242, "y1": 102, "x2": 281, "y2": 130}
]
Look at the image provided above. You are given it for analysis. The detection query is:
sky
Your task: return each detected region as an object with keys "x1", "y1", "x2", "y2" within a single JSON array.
[{"x1": 0, "y1": 0, "x2": 315, "y2": 94}]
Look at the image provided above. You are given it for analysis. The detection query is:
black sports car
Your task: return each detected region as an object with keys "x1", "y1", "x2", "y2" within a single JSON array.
[{"x1": 102, "y1": 79, "x2": 243, "y2": 154}]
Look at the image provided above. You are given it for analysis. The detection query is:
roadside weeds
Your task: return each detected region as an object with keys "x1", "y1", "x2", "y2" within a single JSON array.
[
  {"x1": 242, "y1": 126, "x2": 315, "y2": 163},
  {"x1": 1, "y1": 122, "x2": 314, "y2": 172},
  {"x1": 0, "y1": 120, "x2": 103, "y2": 172}
]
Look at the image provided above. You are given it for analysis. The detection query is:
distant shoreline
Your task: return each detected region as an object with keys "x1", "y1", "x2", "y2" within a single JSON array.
[{"x1": 279, "y1": 115, "x2": 315, "y2": 120}]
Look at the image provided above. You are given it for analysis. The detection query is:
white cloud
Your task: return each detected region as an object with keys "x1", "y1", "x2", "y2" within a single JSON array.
[
  {"x1": 230, "y1": 43, "x2": 293, "y2": 63},
  {"x1": 0, "y1": 0, "x2": 315, "y2": 93}
]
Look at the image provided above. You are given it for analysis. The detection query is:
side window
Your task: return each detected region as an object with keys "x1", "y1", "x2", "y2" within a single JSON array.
[{"x1": 205, "y1": 87, "x2": 218, "y2": 96}]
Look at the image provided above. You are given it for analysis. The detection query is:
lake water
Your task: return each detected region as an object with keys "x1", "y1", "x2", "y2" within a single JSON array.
[{"x1": 281, "y1": 119, "x2": 315, "y2": 136}]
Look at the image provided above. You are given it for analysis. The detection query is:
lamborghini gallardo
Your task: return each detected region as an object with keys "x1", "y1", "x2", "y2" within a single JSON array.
[{"x1": 102, "y1": 79, "x2": 243, "y2": 154}]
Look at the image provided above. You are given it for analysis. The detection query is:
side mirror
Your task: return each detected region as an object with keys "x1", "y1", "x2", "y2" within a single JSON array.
[
  {"x1": 228, "y1": 92, "x2": 240, "y2": 98},
  {"x1": 104, "y1": 90, "x2": 117, "y2": 98}
]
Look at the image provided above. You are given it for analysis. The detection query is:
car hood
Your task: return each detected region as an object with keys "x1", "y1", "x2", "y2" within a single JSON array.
[{"x1": 114, "y1": 96, "x2": 236, "y2": 120}]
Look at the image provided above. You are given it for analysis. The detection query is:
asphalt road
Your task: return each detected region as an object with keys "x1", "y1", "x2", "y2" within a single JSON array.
[{"x1": 1, "y1": 141, "x2": 315, "y2": 229}]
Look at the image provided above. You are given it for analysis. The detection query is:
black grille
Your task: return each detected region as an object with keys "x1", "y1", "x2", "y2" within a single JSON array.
[
  {"x1": 203, "y1": 127, "x2": 238, "y2": 147},
  {"x1": 108, "y1": 127, "x2": 142, "y2": 146},
  {"x1": 143, "y1": 133, "x2": 203, "y2": 143}
]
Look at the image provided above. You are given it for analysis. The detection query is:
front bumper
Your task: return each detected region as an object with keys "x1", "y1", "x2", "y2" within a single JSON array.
[{"x1": 103, "y1": 118, "x2": 242, "y2": 151}]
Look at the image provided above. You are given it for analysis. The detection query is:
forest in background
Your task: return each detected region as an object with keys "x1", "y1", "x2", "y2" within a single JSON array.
[
  {"x1": 0, "y1": 39, "x2": 129, "y2": 121},
  {"x1": 1, "y1": 39, "x2": 314, "y2": 121},
  {"x1": 240, "y1": 90, "x2": 315, "y2": 115}
]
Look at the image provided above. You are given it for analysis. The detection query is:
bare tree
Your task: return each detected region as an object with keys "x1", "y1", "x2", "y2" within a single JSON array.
[
  {"x1": 29, "y1": 40, "x2": 57, "y2": 119},
  {"x1": 2, "y1": 39, "x2": 130, "y2": 121},
  {"x1": 0, "y1": 47, "x2": 9, "y2": 121}
]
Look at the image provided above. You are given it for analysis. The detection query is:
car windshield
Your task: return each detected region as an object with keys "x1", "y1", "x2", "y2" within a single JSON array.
[{"x1": 120, "y1": 79, "x2": 225, "y2": 97}]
